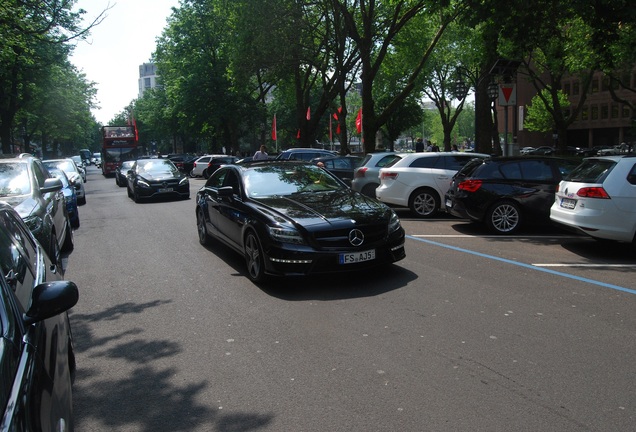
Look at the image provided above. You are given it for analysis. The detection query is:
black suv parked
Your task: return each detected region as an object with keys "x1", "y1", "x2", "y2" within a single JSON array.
[
  {"x1": 445, "y1": 156, "x2": 580, "y2": 234},
  {"x1": 0, "y1": 202, "x2": 78, "y2": 430},
  {"x1": 275, "y1": 148, "x2": 336, "y2": 162},
  {"x1": 0, "y1": 153, "x2": 73, "y2": 264}
]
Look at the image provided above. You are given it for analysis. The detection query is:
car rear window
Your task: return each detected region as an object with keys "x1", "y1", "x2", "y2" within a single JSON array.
[
  {"x1": 379, "y1": 155, "x2": 402, "y2": 168},
  {"x1": 564, "y1": 159, "x2": 616, "y2": 183}
]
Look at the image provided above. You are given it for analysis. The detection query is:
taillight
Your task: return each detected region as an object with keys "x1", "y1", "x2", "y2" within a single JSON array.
[
  {"x1": 577, "y1": 187, "x2": 610, "y2": 199},
  {"x1": 458, "y1": 179, "x2": 482, "y2": 192},
  {"x1": 355, "y1": 167, "x2": 368, "y2": 178},
  {"x1": 380, "y1": 172, "x2": 398, "y2": 180},
  {"x1": 193, "y1": 162, "x2": 197, "y2": 167}
]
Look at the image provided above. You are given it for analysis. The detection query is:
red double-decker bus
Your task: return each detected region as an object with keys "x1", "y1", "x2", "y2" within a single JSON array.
[{"x1": 101, "y1": 126, "x2": 139, "y2": 176}]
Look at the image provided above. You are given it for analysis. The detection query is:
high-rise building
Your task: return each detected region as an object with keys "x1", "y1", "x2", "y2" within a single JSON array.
[{"x1": 138, "y1": 63, "x2": 159, "y2": 97}]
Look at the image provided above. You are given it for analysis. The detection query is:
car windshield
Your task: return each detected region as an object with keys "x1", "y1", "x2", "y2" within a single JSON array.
[
  {"x1": 44, "y1": 160, "x2": 76, "y2": 173},
  {"x1": 0, "y1": 163, "x2": 31, "y2": 196},
  {"x1": 244, "y1": 165, "x2": 344, "y2": 197},
  {"x1": 136, "y1": 160, "x2": 179, "y2": 174},
  {"x1": 565, "y1": 159, "x2": 616, "y2": 183}
]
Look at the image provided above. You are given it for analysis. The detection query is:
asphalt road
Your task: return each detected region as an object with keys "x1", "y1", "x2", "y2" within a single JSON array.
[{"x1": 65, "y1": 165, "x2": 636, "y2": 432}]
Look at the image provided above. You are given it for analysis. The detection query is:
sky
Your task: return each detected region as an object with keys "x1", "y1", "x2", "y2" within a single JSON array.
[{"x1": 70, "y1": 0, "x2": 180, "y2": 124}]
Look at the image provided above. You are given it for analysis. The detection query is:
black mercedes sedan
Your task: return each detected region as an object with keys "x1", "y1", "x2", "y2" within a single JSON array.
[
  {"x1": 0, "y1": 202, "x2": 79, "y2": 431},
  {"x1": 195, "y1": 161, "x2": 406, "y2": 283},
  {"x1": 126, "y1": 158, "x2": 190, "y2": 202}
]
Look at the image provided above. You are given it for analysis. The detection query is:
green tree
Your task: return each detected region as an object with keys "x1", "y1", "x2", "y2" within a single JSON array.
[
  {"x1": 524, "y1": 89, "x2": 571, "y2": 134},
  {"x1": 0, "y1": 0, "x2": 103, "y2": 153}
]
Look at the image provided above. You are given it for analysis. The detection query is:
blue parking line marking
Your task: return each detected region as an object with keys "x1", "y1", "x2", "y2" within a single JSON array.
[{"x1": 406, "y1": 235, "x2": 636, "y2": 296}]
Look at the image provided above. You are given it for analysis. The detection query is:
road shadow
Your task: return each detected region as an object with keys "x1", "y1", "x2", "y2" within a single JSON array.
[
  {"x1": 70, "y1": 299, "x2": 275, "y2": 431},
  {"x1": 200, "y1": 239, "x2": 417, "y2": 300}
]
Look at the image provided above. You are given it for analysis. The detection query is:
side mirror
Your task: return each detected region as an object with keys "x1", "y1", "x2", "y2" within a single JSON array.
[
  {"x1": 23, "y1": 281, "x2": 79, "y2": 326},
  {"x1": 218, "y1": 186, "x2": 235, "y2": 200},
  {"x1": 41, "y1": 177, "x2": 63, "y2": 194}
]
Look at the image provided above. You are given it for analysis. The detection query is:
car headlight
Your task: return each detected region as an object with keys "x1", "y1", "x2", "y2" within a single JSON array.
[
  {"x1": 137, "y1": 179, "x2": 150, "y2": 188},
  {"x1": 23, "y1": 215, "x2": 44, "y2": 234},
  {"x1": 179, "y1": 177, "x2": 189, "y2": 186},
  {"x1": 268, "y1": 226, "x2": 306, "y2": 245},
  {"x1": 388, "y1": 211, "x2": 401, "y2": 234}
]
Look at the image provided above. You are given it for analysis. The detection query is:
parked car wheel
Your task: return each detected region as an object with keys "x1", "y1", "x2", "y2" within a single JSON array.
[
  {"x1": 49, "y1": 231, "x2": 60, "y2": 266},
  {"x1": 244, "y1": 230, "x2": 266, "y2": 283},
  {"x1": 486, "y1": 200, "x2": 521, "y2": 234},
  {"x1": 409, "y1": 187, "x2": 439, "y2": 218},
  {"x1": 197, "y1": 209, "x2": 210, "y2": 245},
  {"x1": 61, "y1": 222, "x2": 74, "y2": 252},
  {"x1": 190, "y1": 169, "x2": 197, "y2": 178},
  {"x1": 127, "y1": 185, "x2": 133, "y2": 198}
]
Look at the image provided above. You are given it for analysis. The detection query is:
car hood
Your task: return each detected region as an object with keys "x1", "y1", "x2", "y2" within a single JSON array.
[
  {"x1": 138, "y1": 172, "x2": 183, "y2": 181},
  {"x1": 253, "y1": 189, "x2": 391, "y2": 227},
  {"x1": 2, "y1": 195, "x2": 37, "y2": 218}
]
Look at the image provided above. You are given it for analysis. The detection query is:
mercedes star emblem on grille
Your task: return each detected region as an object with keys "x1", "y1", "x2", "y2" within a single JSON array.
[{"x1": 348, "y1": 229, "x2": 364, "y2": 246}]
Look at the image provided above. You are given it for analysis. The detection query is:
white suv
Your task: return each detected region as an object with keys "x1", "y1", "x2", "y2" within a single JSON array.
[
  {"x1": 376, "y1": 152, "x2": 489, "y2": 217},
  {"x1": 550, "y1": 155, "x2": 636, "y2": 244}
]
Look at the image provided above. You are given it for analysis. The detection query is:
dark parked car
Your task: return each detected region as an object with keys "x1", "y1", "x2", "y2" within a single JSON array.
[
  {"x1": 115, "y1": 160, "x2": 135, "y2": 187},
  {"x1": 275, "y1": 148, "x2": 337, "y2": 162},
  {"x1": 311, "y1": 155, "x2": 364, "y2": 182},
  {"x1": 0, "y1": 202, "x2": 79, "y2": 431},
  {"x1": 195, "y1": 161, "x2": 406, "y2": 283},
  {"x1": 444, "y1": 156, "x2": 580, "y2": 234},
  {"x1": 126, "y1": 158, "x2": 190, "y2": 202},
  {"x1": 169, "y1": 154, "x2": 198, "y2": 174},
  {"x1": 0, "y1": 154, "x2": 73, "y2": 264},
  {"x1": 49, "y1": 168, "x2": 80, "y2": 229}
]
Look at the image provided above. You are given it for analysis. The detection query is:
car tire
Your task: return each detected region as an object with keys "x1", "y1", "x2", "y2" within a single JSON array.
[
  {"x1": 71, "y1": 215, "x2": 80, "y2": 229},
  {"x1": 196, "y1": 208, "x2": 211, "y2": 245},
  {"x1": 409, "y1": 187, "x2": 440, "y2": 218},
  {"x1": 127, "y1": 185, "x2": 133, "y2": 198},
  {"x1": 244, "y1": 230, "x2": 267, "y2": 283},
  {"x1": 78, "y1": 196, "x2": 86, "y2": 205},
  {"x1": 133, "y1": 189, "x2": 141, "y2": 203},
  {"x1": 49, "y1": 231, "x2": 61, "y2": 266},
  {"x1": 486, "y1": 200, "x2": 522, "y2": 234},
  {"x1": 115, "y1": 176, "x2": 120, "y2": 186},
  {"x1": 361, "y1": 183, "x2": 379, "y2": 198},
  {"x1": 190, "y1": 169, "x2": 197, "y2": 178},
  {"x1": 61, "y1": 221, "x2": 74, "y2": 252}
]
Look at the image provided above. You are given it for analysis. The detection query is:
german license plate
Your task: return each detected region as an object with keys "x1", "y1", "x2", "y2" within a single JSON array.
[
  {"x1": 339, "y1": 249, "x2": 375, "y2": 264},
  {"x1": 158, "y1": 188, "x2": 173, "y2": 193},
  {"x1": 560, "y1": 198, "x2": 576, "y2": 209}
]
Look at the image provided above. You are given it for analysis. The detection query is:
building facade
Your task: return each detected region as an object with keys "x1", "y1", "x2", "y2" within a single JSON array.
[
  {"x1": 138, "y1": 62, "x2": 159, "y2": 98},
  {"x1": 495, "y1": 67, "x2": 636, "y2": 152}
]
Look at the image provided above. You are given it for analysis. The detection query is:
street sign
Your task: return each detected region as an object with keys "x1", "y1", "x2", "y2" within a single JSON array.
[{"x1": 498, "y1": 84, "x2": 516, "y2": 106}]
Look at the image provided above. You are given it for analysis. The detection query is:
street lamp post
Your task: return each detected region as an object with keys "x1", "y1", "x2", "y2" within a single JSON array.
[{"x1": 488, "y1": 82, "x2": 500, "y2": 155}]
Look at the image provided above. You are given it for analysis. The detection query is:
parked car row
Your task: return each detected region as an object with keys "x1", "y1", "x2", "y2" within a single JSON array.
[
  {"x1": 0, "y1": 155, "x2": 80, "y2": 428},
  {"x1": 346, "y1": 149, "x2": 635, "y2": 246}
]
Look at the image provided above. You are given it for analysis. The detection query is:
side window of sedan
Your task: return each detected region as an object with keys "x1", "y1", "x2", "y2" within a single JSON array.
[
  {"x1": 627, "y1": 163, "x2": 636, "y2": 185},
  {"x1": 205, "y1": 170, "x2": 227, "y2": 189},
  {"x1": 32, "y1": 161, "x2": 47, "y2": 187},
  {"x1": 223, "y1": 171, "x2": 241, "y2": 196},
  {"x1": 0, "y1": 212, "x2": 36, "y2": 311}
]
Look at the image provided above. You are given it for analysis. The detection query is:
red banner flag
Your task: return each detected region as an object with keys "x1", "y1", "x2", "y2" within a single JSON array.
[
  {"x1": 306, "y1": 107, "x2": 311, "y2": 120},
  {"x1": 356, "y1": 108, "x2": 362, "y2": 134},
  {"x1": 333, "y1": 107, "x2": 342, "y2": 135},
  {"x1": 297, "y1": 129, "x2": 301, "y2": 139},
  {"x1": 271, "y1": 115, "x2": 277, "y2": 140}
]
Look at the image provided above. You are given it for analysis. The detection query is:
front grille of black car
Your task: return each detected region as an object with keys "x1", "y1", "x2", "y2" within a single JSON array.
[
  {"x1": 311, "y1": 222, "x2": 387, "y2": 249},
  {"x1": 150, "y1": 179, "x2": 181, "y2": 187}
]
